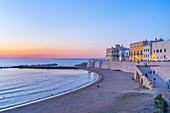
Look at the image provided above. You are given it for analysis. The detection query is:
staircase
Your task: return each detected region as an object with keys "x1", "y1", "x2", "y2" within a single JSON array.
[{"x1": 138, "y1": 66, "x2": 167, "y2": 89}]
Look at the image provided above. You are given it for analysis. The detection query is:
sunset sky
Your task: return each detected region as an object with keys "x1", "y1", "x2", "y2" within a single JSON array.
[{"x1": 0, "y1": 0, "x2": 170, "y2": 58}]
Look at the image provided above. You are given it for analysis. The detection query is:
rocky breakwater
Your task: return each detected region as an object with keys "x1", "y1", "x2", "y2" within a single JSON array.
[{"x1": 0, "y1": 63, "x2": 79, "y2": 69}]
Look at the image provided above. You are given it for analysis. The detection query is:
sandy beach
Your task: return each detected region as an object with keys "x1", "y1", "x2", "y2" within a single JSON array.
[{"x1": 1, "y1": 68, "x2": 154, "y2": 113}]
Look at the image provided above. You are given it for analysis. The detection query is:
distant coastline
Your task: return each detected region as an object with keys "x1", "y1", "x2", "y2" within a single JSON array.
[
  {"x1": 0, "y1": 58, "x2": 96, "y2": 67},
  {"x1": 0, "y1": 64, "x2": 79, "y2": 69}
]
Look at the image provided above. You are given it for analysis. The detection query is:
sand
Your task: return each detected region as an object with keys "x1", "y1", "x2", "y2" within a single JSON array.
[{"x1": 1, "y1": 68, "x2": 154, "y2": 113}]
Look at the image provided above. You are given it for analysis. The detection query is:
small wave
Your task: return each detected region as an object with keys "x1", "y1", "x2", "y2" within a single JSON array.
[{"x1": 0, "y1": 69, "x2": 98, "y2": 111}]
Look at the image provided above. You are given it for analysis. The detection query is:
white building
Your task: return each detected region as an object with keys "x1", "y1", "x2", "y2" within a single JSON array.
[
  {"x1": 125, "y1": 49, "x2": 130, "y2": 61},
  {"x1": 105, "y1": 45, "x2": 119, "y2": 61},
  {"x1": 105, "y1": 44, "x2": 128, "y2": 61},
  {"x1": 152, "y1": 40, "x2": 170, "y2": 61},
  {"x1": 143, "y1": 38, "x2": 164, "y2": 61},
  {"x1": 119, "y1": 47, "x2": 129, "y2": 61},
  {"x1": 105, "y1": 47, "x2": 114, "y2": 61},
  {"x1": 144, "y1": 42, "x2": 151, "y2": 61}
]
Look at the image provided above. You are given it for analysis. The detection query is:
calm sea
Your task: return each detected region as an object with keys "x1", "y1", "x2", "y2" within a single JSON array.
[
  {"x1": 0, "y1": 58, "x2": 99, "y2": 111},
  {"x1": 0, "y1": 58, "x2": 91, "y2": 67}
]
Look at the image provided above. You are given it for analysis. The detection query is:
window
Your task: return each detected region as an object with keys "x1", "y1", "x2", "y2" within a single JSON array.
[
  {"x1": 164, "y1": 49, "x2": 166, "y2": 52},
  {"x1": 148, "y1": 49, "x2": 149, "y2": 51},
  {"x1": 144, "y1": 49, "x2": 145, "y2": 52},
  {"x1": 140, "y1": 51, "x2": 143, "y2": 55},
  {"x1": 122, "y1": 54, "x2": 124, "y2": 57},
  {"x1": 164, "y1": 55, "x2": 166, "y2": 58},
  {"x1": 156, "y1": 50, "x2": 159, "y2": 53},
  {"x1": 160, "y1": 49, "x2": 162, "y2": 53},
  {"x1": 154, "y1": 50, "x2": 155, "y2": 53},
  {"x1": 137, "y1": 51, "x2": 139, "y2": 55}
]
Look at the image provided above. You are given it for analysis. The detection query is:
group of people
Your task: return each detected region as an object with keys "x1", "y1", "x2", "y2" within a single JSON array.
[
  {"x1": 144, "y1": 69, "x2": 156, "y2": 83},
  {"x1": 148, "y1": 70, "x2": 155, "y2": 74}
]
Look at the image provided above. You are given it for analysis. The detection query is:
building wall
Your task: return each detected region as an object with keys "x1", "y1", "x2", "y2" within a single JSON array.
[
  {"x1": 105, "y1": 45, "x2": 123, "y2": 61},
  {"x1": 119, "y1": 47, "x2": 128, "y2": 61},
  {"x1": 125, "y1": 49, "x2": 130, "y2": 61},
  {"x1": 130, "y1": 41, "x2": 144, "y2": 61},
  {"x1": 112, "y1": 48, "x2": 119, "y2": 61},
  {"x1": 105, "y1": 48, "x2": 113, "y2": 61},
  {"x1": 152, "y1": 40, "x2": 170, "y2": 61},
  {"x1": 144, "y1": 45, "x2": 151, "y2": 61}
]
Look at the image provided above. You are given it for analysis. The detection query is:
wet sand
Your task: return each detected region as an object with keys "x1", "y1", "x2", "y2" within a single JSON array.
[{"x1": 1, "y1": 68, "x2": 154, "y2": 113}]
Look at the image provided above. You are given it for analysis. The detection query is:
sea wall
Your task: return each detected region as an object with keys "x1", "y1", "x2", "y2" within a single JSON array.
[
  {"x1": 88, "y1": 60, "x2": 146, "y2": 73},
  {"x1": 87, "y1": 60, "x2": 170, "y2": 88},
  {"x1": 150, "y1": 66, "x2": 170, "y2": 81}
]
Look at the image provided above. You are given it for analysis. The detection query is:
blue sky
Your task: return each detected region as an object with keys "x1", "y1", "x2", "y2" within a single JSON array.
[{"x1": 0, "y1": 0, "x2": 170, "y2": 58}]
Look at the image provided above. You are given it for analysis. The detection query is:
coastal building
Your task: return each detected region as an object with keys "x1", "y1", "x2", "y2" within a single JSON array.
[
  {"x1": 143, "y1": 38, "x2": 164, "y2": 61},
  {"x1": 143, "y1": 42, "x2": 152, "y2": 61},
  {"x1": 125, "y1": 49, "x2": 130, "y2": 61},
  {"x1": 152, "y1": 40, "x2": 170, "y2": 61},
  {"x1": 119, "y1": 46, "x2": 129, "y2": 61},
  {"x1": 105, "y1": 44, "x2": 128, "y2": 61},
  {"x1": 130, "y1": 41, "x2": 148, "y2": 61},
  {"x1": 105, "y1": 47, "x2": 114, "y2": 61},
  {"x1": 105, "y1": 45, "x2": 119, "y2": 61}
]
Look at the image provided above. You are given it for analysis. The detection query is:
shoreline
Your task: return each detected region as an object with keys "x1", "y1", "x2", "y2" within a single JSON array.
[
  {"x1": 1, "y1": 68, "x2": 154, "y2": 113},
  {"x1": 0, "y1": 66, "x2": 79, "y2": 69},
  {"x1": 0, "y1": 68, "x2": 103, "y2": 113}
]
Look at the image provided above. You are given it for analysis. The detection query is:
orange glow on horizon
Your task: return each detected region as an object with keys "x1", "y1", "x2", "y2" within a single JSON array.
[
  {"x1": 0, "y1": 38, "x2": 104, "y2": 58},
  {"x1": 0, "y1": 47, "x2": 103, "y2": 58}
]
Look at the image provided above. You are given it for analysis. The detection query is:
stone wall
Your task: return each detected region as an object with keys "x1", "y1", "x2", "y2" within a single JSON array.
[
  {"x1": 88, "y1": 60, "x2": 170, "y2": 75},
  {"x1": 87, "y1": 60, "x2": 170, "y2": 88},
  {"x1": 150, "y1": 66, "x2": 170, "y2": 81},
  {"x1": 88, "y1": 60, "x2": 145, "y2": 73}
]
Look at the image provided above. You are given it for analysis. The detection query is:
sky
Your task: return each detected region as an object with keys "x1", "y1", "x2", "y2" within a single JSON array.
[{"x1": 0, "y1": 0, "x2": 170, "y2": 58}]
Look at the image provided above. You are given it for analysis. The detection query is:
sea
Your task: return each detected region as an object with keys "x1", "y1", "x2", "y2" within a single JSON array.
[
  {"x1": 0, "y1": 58, "x2": 102, "y2": 111},
  {"x1": 0, "y1": 58, "x2": 92, "y2": 67}
]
